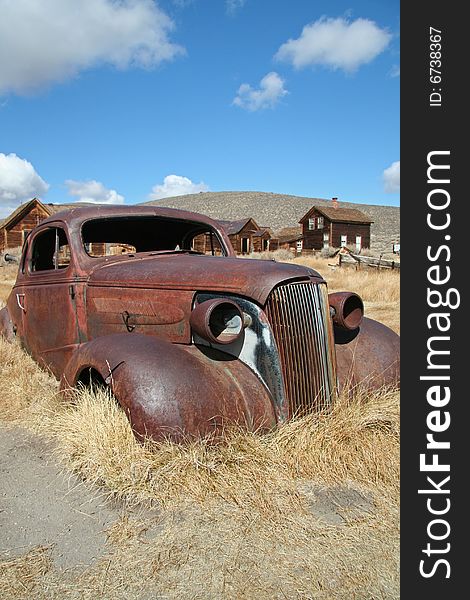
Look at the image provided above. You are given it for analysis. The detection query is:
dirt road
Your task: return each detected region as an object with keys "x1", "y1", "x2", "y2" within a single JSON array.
[{"x1": 0, "y1": 427, "x2": 118, "y2": 568}]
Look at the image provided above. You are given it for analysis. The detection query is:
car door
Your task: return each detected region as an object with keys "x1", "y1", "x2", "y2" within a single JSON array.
[{"x1": 20, "y1": 224, "x2": 79, "y2": 377}]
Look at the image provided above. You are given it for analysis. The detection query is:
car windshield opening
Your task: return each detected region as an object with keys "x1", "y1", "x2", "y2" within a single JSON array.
[{"x1": 81, "y1": 216, "x2": 225, "y2": 257}]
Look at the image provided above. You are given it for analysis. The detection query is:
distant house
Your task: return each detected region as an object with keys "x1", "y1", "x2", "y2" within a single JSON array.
[
  {"x1": 274, "y1": 226, "x2": 303, "y2": 254},
  {"x1": 0, "y1": 198, "x2": 52, "y2": 251},
  {"x1": 252, "y1": 227, "x2": 273, "y2": 253},
  {"x1": 0, "y1": 198, "x2": 102, "y2": 253},
  {"x1": 218, "y1": 218, "x2": 263, "y2": 254},
  {"x1": 194, "y1": 218, "x2": 272, "y2": 255},
  {"x1": 299, "y1": 203, "x2": 373, "y2": 252}
]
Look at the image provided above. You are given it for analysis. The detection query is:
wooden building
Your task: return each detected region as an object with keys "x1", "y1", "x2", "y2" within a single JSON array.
[
  {"x1": 0, "y1": 198, "x2": 53, "y2": 251},
  {"x1": 0, "y1": 198, "x2": 104, "y2": 254},
  {"x1": 252, "y1": 227, "x2": 273, "y2": 253},
  {"x1": 274, "y1": 226, "x2": 303, "y2": 254},
  {"x1": 299, "y1": 204, "x2": 373, "y2": 252},
  {"x1": 193, "y1": 218, "x2": 273, "y2": 255},
  {"x1": 219, "y1": 218, "x2": 261, "y2": 254}
]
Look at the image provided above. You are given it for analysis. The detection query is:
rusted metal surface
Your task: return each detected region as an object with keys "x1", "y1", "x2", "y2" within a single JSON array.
[
  {"x1": 334, "y1": 317, "x2": 400, "y2": 391},
  {"x1": 1, "y1": 205, "x2": 400, "y2": 442},
  {"x1": 328, "y1": 291, "x2": 364, "y2": 331},
  {"x1": 190, "y1": 298, "x2": 244, "y2": 345},
  {"x1": 61, "y1": 333, "x2": 277, "y2": 441},
  {"x1": 265, "y1": 282, "x2": 337, "y2": 417},
  {"x1": 86, "y1": 252, "x2": 324, "y2": 306}
]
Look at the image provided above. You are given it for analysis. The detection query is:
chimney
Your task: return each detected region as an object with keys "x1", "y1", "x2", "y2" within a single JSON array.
[{"x1": 332, "y1": 197, "x2": 339, "y2": 209}]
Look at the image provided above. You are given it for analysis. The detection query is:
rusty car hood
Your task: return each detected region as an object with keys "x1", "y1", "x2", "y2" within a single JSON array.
[{"x1": 87, "y1": 254, "x2": 324, "y2": 305}]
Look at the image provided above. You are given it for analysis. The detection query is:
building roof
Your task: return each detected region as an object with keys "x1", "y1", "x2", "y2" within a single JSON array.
[
  {"x1": 299, "y1": 205, "x2": 373, "y2": 225},
  {"x1": 275, "y1": 225, "x2": 303, "y2": 243},
  {"x1": 252, "y1": 227, "x2": 272, "y2": 238},
  {"x1": 217, "y1": 217, "x2": 259, "y2": 235},
  {"x1": 0, "y1": 198, "x2": 50, "y2": 231}
]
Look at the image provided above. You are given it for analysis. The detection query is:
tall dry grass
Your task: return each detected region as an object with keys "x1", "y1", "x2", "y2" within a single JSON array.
[
  {"x1": 0, "y1": 260, "x2": 400, "y2": 599},
  {"x1": 0, "y1": 337, "x2": 399, "y2": 509},
  {"x1": 0, "y1": 337, "x2": 399, "y2": 599},
  {"x1": 289, "y1": 256, "x2": 400, "y2": 334}
]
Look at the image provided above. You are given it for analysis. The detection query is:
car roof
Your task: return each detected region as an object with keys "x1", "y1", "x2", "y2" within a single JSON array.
[{"x1": 40, "y1": 204, "x2": 222, "y2": 229}]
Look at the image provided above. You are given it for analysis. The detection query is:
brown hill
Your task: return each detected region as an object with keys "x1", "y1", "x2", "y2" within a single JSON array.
[{"x1": 142, "y1": 191, "x2": 399, "y2": 255}]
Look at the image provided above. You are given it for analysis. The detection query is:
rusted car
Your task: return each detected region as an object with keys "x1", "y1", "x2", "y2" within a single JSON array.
[{"x1": 0, "y1": 206, "x2": 399, "y2": 441}]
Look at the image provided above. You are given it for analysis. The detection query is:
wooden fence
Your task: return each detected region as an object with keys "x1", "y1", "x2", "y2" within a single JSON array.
[{"x1": 338, "y1": 252, "x2": 400, "y2": 271}]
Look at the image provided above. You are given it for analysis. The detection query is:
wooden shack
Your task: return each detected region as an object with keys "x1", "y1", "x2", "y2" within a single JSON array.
[
  {"x1": 0, "y1": 198, "x2": 105, "y2": 255},
  {"x1": 194, "y1": 218, "x2": 271, "y2": 255},
  {"x1": 274, "y1": 226, "x2": 303, "y2": 254},
  {"x1": 299, "y1": 203, "x2": 373, "y2": 252},
  {"x1": 252, "y1": 227, "x2": 273, "y2": 252},
  {"x1": 218, "y1": 218, "x2": 261, "y2": 254},
  {"x1": 0, "y1": 198, "x2": 52, "y2": 251}
]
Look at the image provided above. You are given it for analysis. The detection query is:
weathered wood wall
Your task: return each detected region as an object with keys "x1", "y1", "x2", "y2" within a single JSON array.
[
  {"x1": 1, "y1": 204, "x2": 50, "y2": 251},
  {"x1": 302, "y1": 209, "x2": 371, "y2": 250}
]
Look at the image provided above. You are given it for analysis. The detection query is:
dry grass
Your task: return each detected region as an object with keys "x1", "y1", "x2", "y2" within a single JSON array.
[
  {"x1": 291, "y1": 256, "x2": 400, "y2": 334},
  {"x1": 0, "y1": 263, "x2": 19, "y2": 308},
  {"x1": 0, "y1": 262, "x2": 400, "y2": 599},
  {"x1": 291, "y1": 256, "x2": 400, "y2": 304},
  {"x1": 0, "y1": 341, "x2": 399, "y2": 598},
  {"x1": 48, "y1": 385, "x2": 399, "y2": 510}
]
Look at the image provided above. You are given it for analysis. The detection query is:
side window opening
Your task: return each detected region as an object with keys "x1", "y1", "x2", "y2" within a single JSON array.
[{"x1": 31, "y1": 227, "x2": 71, "y2": 272}]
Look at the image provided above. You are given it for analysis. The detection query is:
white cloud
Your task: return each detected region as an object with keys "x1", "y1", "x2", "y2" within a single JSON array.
[
  {"x1": 148, "y1": 175, "x2": 209, "y2": 200},
  {"x1": 226, "y1": 0, "x2": 246, "y2": 15},
  {"x1": 233, "y1": 72, "x2": 288, "y2": 111},
  {"x1": 390, "y1": 64, "x2": 400, "y2": 78},
  {"x1": 383, "y1": 161, "x2": 400, "y2": 193},
  {"x1": 275, "y1": 17, "x2": 391, "y2": 72},
  {"x1": 0, "y1": 0, "x2": 184, "y2": 95},
  {"x1": 65, "y1": 179, "x2": 125, "y2": 204},
  {"x1": 0, "y1": 153, "x2": 49, "y2": 211}
]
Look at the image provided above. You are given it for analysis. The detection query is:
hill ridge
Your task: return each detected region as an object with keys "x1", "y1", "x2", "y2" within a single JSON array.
[{"x1": 142, "y1": 191, "x2": 399, "y2": 254}]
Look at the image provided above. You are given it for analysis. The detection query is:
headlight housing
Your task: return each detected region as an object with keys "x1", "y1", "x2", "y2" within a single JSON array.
[
  {"x1": 190, "y1": 298, "x2": 244, "y2": 345},
  {"x1": 328, "y1": 291, "x2": 364, "y2": 331}
]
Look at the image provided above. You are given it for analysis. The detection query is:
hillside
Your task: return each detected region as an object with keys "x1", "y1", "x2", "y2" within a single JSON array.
[{"x1": 142, "y1": 191, "x2": 399, "y2": 255}]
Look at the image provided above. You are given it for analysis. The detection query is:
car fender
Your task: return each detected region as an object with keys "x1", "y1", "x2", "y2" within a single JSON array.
[
  {"x1": 334, "y1": 317, "x2": 400, "y2": 392},
  {"x1": 61, "y1": 333, "x2": 277, "y2": 442}
]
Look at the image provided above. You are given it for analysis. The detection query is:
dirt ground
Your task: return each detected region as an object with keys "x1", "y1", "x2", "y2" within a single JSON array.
[
  {"x1": 1, "y1": 426, "x2": 375, "y2": 565},
  {"x1": 0, "y1": 427, "x2": 121, "y2": 568},
  {"x1": 1, "y1": 424, "x2": 393, "y2": 599}
]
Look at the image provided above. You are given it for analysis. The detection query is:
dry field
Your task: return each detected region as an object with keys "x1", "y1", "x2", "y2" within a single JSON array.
[{"x1": 0, "y1": 259, "x2": 400, "y2": 599}]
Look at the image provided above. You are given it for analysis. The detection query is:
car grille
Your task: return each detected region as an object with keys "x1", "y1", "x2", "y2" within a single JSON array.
[{"x1": 264, "y1": 281, "x2": 337, "y2": 417}]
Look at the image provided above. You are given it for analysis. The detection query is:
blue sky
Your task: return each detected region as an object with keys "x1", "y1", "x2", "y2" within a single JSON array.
[{"x1": 0, "y1": 0, "x2": 399, "y2": 218}]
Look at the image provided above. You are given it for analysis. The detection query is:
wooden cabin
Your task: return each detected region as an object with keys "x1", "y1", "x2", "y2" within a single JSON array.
[
  {"x1": 0, "y1": 198, "x2": 52, "y2": 251},
  {"x1": 299, "y1": 204, "x2": 373, "y2": 252},
  {"x1": 252, "y1": 227, "x2": 273, "y2": 253},
  {"x1": 274, "y1": 226, "x2": 303, "y2": 254},
  {"x1": 193, "y1": 218, "x2": 272, "y2": 255},
  {"x1": 219, "y1": 218, "x2": 261, "y2": 254},
  {"x1": 0, "y1": 198, "x2": 105, "y2": 255}
]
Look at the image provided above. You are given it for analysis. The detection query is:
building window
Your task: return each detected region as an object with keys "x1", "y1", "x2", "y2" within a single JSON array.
[
  {"x1": 296, "y1": 240, "x2": 303, "y2": 254},
  {"x1": 317, "y1": 217, "x2": 324, "y2": 229},
  {"x1": 355, "y1": 236, "x2": 362, "y2": 252},
  {"x1": 308, "y1": 218, "x2": 315, "y2": 230},
  {"x1": 323, "y1": 232, "x2": 329, "y2": 249},
  {"x1": 340, "y1": 235, "x2": 347, "y2": 248}
]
